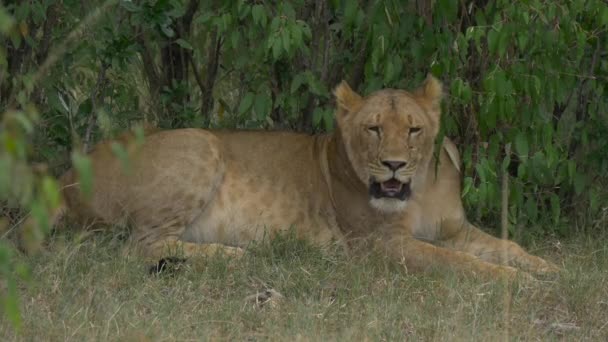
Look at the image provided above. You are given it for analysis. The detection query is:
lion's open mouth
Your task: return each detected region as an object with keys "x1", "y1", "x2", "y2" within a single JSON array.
[{"x1": 369, "y1": 178, "x2": 412, "y2": 200}]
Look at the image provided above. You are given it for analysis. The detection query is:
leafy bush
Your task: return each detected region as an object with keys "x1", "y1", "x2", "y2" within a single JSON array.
[{"x1": 1, "y1": 0, "x2": 607, "y2": 329}]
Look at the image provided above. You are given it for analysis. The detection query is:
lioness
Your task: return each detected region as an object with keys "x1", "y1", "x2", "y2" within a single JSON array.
[{"x1": 57, "y1": 75, "x2": 557, "y2": 279}]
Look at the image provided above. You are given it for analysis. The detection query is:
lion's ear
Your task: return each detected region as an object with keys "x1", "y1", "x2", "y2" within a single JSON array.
[
  {"x1": 414, "y1": 74, "x2": 443, "y2": 119},
  {"x1": 334, "y1": 81, "x2": 363, "y2": 115}
]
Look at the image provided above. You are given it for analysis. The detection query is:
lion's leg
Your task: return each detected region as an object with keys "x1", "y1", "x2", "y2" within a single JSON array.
[
  {"x1": 133, "y1": 233, "x2": 244, "y2": 274},
  {"x1": 382, "y1": 235, "x2": 530, "y2": 281},
  {"x1": 138, "y1": 237, "x2": 244, "y2": 259},
  {"x1": 127, "y1": 217, "x2": 244, "y2": 261},
  {"x1": 116, "y1": 130, "x2": 245, "y2": 266},
  {"x1": 126, "y1": 220, "x2": 244, "y2": 274},
  {"x1": 438, "y1": 219, "x2": 559, "y2": 274}
]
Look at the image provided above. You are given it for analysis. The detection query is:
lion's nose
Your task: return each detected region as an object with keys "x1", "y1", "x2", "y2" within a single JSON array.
[{"x1": 381, "y1": 160, "x2": 407, "y2": 171}]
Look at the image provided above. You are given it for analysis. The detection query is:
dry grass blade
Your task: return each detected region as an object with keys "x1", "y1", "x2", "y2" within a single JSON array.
[{"x1": 0, "y1": 231, "x2": 606, "y2": 340}]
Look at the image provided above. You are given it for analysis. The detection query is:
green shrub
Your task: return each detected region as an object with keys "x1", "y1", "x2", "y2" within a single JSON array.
[{"x1": 1, "y1": 0, "x2": 607, "y2": 329}]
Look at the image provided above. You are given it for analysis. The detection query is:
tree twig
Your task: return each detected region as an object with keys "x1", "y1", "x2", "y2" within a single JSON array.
[
  {"x1": 501, "y1": 144, "x2": 511, "y2": 242},
  {"x1": 189, "y1": 54, "x2": 206, "y2": 96},
  {"x1": 200, "y1": 32, "x2": 222, "y2": 120},
  {"x1": 13, "y1": 0, "x2": 118, "y2": 109},
  {"x1": 83, "y1": 63, "x2": 109, "y2": 153}
]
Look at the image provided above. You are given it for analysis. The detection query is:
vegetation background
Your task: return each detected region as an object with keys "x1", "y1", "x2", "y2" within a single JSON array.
[{"x1": 0, "y1": 0, "x2": 607, "y2": 338}]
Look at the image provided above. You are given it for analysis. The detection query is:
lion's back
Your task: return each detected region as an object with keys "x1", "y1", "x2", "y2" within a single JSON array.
[{"x1": 214, "y1": 130, "x2": 327, "y2": 185}]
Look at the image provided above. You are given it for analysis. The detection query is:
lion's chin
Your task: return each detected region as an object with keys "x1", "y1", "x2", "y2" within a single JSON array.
[
  {"x1": 368, "y1": 178, "x2": 411, "y2": 213},
  {"x1": 369, "y1": 197, "x2": 408, "y2": 213}
]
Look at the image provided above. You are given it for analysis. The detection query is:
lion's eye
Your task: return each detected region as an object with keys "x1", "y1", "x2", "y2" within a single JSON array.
[
  {"x1": 409, "y1": 127, "x2": 422, "y2": 135},
  {"x1": 368, "y1": 126, "x2": 381, "y2": 135}
]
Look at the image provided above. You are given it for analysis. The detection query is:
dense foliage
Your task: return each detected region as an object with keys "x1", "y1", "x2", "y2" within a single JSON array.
[{"x1": 1, "y1": 0, "x2": 606, "y2": 328}]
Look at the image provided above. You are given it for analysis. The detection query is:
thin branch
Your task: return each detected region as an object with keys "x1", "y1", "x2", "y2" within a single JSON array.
[
  {"x1": 138, "y1": 33, "x2": 160, "y2": 93},
  {"x1": 501, "y1": 143, "x2": 511, "y2": 243},
  {"x1": 577, "y1": 38, "x2": 602, "y2": 113},
  {"x1": 12, "y1": 0, "x2": 118, "y2": 109},
  {"x1": 83, "y1": 63, "x2": 109, "y2": 153},
  {"x1": 189, "y1": 54, "x2": 206, "y2": 96},
  {"x1": 200, "y1": 32, "x2": 222, "y2": 119},
  {"x1": 36, "y1": 4, "x2": 58, "y2": 64}
]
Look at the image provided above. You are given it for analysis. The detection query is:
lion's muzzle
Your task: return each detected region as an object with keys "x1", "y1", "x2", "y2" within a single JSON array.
[{"x1": 369, "y1": 178, "x2": 412, "y2": 200}]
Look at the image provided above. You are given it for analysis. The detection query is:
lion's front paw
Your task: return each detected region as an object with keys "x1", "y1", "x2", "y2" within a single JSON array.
[
  {"x1": 149, "y1": 257, "x2": 187, "y2": 275},
  {"x1": 218, "y1": 245, "x2": 245, "y2": 258},
  {"x1": 495, "y1": 265, "x2": 536, "y2": 284},
  {"x1": 539, "y1": 260, "x2": 560, "y2": 273},
  {"x1": 527, "y1": 256, "x2": 561, "y2": 275}
]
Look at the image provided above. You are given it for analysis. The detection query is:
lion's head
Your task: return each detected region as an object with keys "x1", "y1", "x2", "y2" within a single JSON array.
[{"x1": 334, "y1": 75, "x2": 443, "y2": 212}]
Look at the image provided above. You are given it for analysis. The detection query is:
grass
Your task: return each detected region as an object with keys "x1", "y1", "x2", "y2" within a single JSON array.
[{"x1": 1, "y1": 229, "x2": 607, "y2": 341}]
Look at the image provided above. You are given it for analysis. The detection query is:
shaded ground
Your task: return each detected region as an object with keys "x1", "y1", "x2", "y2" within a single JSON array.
[{"x1": 2, "y1": 230, "x2": 607, "y2": 341}]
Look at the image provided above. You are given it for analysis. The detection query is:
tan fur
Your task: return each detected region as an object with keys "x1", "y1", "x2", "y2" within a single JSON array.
[{"x1": 57, "y1": 75, "x2": 558, "y2": 279}]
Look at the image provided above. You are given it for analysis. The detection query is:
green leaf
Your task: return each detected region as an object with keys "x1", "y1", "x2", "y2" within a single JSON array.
[
  {"x1": 254, "y1": 93, "x2": 270, "y2": 120},
  {"x1": 532, "y1": 75, "x2": 541, "y2": 96},
  {"x1": 550, "y1": 193, "x2": 560, "y2": 224},
  {"x1": 487, "y1": 28, "x2": 499, "y2": 55},
  {"x1": 371, "y1": 45, "x2": 381, "y2": 72},
  {"x1": 517, "y1": 163, "x2": 526, "y2": 179},
  {"x1": 292, "y1": 23, "x2": 303, "y2": 48},
  {"x1": 322, "y1": 109, "x2": 334, "y2": 131},
  {"x1": 160, "y1": 25, "x2": 175, "y2": 38},
  {"x1": 461, "y1": 81, "x2": 472, "y2": 102},
  {"x1": 301, "y1": 22, "x2": 311, "y2": 40},
  {"x1": 0, "y1": 6, "x2": 15, "y2": 33},
  {"x1": 57, "y1": 93, "x2": 70, "y2": 113},
  {"x1": 451, "y1": 78, "x2": 471, "y2": 102},
  {"x1": 290, "y1": 73, "x2": 307, "y2": 93},
  {"x1": 78, "y1": 99, "x2": 93, "y2": 116},
  {"x1": 601, "y1": 5, "x2": 608, "y2": 27},
  {"x1": 281, "y1": 2, "x2": 296, "y2": 18},
  {"x1": 270, "y1": 17, "x2": 280, "y2": 32},
  {"x1": 573, "y1": 172, "x2": 585, "y2": 195},
  {"x1": 589, "y1": 189, "x2": 600, "y2": 213},
  {"x1": 14, "y1": 262, "x2": 29, "y2": 280},
  {"x1": 175, "y1": 38, "x2": 193, "y2": 50},
  {"x1": 542, "y1": 122, "x2": 553, "y2": 149},
  {"x1": 2, "y1": 278, "x2": 21, "y2": 330},
  {"x1": 462, "y1": 177, "x2": 473, "y2": 197},
  {"x1": 305, "y1": 72, "x2": 328, "y2": 97},
  {"x1": 97, "y1": 110, "x2": 113, "y2": 137},
  {"x1": 42, "y1": 176, "x2": 61, "y2": 208},
  {"x1": 281, "y1": 30, "x2": 291, "y2": 54},
  {"x1": 501, "y1": 148, "x2": 511, "y2": 172},
  {"x1": 29, "y1": 199, "x2": 50, "y2": 234},
  {"x1": 312, "y1": 107, "x2": 324, "y2": 127},
  {"x1": 237, "y1": 1, "x2": 250, "y2": 19},
  {"x1": 272, "y1": 38, "x2": 282, "y2": 60},
  {"x1": 238, "y1": 92, "x2": 255, "y2": 115},
  {"x1": 497, "y1": 25, "x2": 510, "y2": 58},
  {"x1": 230, "y1": 31, "x2": 239, "y2": 49},
  {"x1": 133, "y1": 126, "x2": 146, "y2": 145},
  {"x1": 252, "y1": 5, "x2": 267, "y2": 27},
  {"x1": 383, "y1": 59, "x2": 394, "y2": 83},
  {"x1": 12, "y1": 111, "x2": 34, "y2": 133},
  {"x1": 475, "y1": 162, "x2": 487, "y2": 183},
  {"x1": 110, "y1": 142, "x2": 131, "y2": 174},
  {"x1": 119, "y1": 0, "x2": 140, "y2": 12},
  {"x1": 516, "y1": 32, "x2": 529, "y2": 50},
  {"x1": 514, "y1": 131, "x2": 529, "y2": 159},
  {"x1": 220, "y1": 13, "x2": 232, "y2": 32},
  {"x1": 525, "y1": 197, "x2": 538, "y2": 221},
  {"x1": 344, "y1": 0, "x2": 358, "y2": 25},
  {"x1": 71, "y1": 152, "x2": 93, "y2": 198}
]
